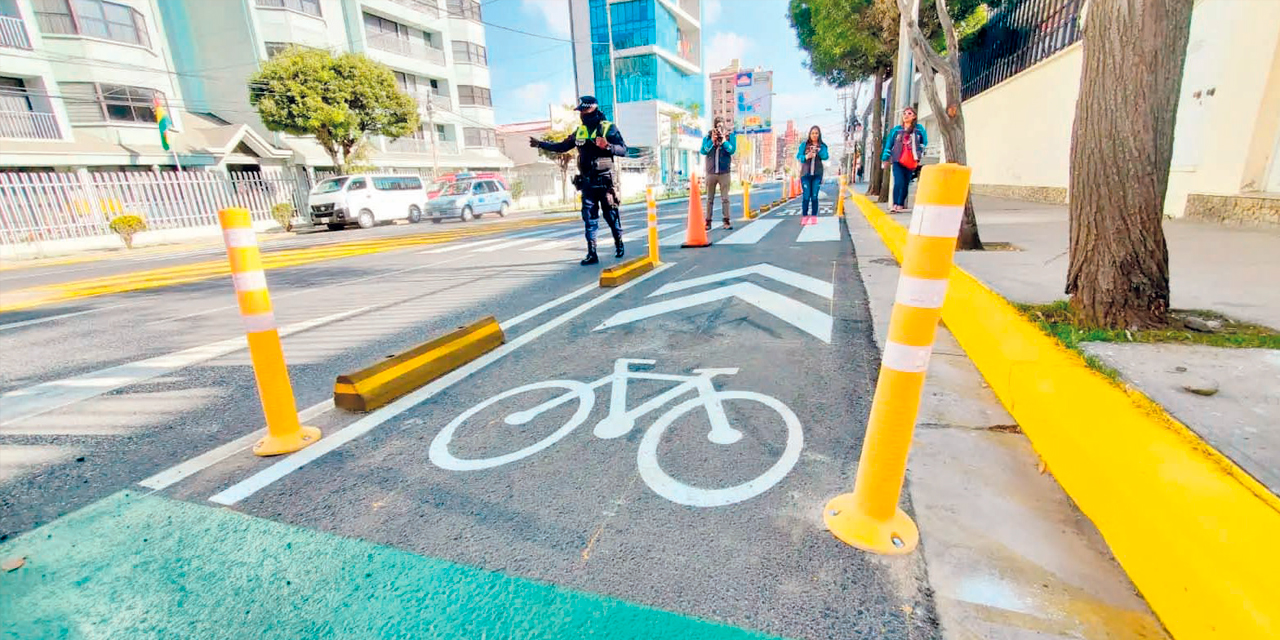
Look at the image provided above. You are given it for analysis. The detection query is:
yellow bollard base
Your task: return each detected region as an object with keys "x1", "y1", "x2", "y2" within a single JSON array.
[
  {"x1": 822, "y1": 492, "x2": 920, "y2": 555},
  {"x1": 253, "y1": 425, "x2": 322, "y2": 457}
]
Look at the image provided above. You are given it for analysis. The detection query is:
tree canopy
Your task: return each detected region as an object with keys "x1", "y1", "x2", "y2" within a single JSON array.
[{"x1": 248, "y1": 47, "x2": 418, "y2": 173}]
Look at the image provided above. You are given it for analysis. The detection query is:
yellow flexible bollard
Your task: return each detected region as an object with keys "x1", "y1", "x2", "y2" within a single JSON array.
[
  {"x1": 646, "y1": 187, "x2": 660, "y2": 265},
  {"x1": 218, "y1": 207, "x2": 321, "y2": 456},
  {"x1": 823, "y1": 163, "x2": 971, "y2": 554},
  {"x1": 742, "y1": 180, "x2": 753, "y2": 220},
  {"x1": 836, "y1": 175, "x2": 846, "y2": 217}
]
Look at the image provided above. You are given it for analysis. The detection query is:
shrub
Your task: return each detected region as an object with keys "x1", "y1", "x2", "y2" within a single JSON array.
[
  {"x1": 510, "y1": 180, "x2": 526, "y2": 200},
  {"x1": 271, "y1": 202, "x2": 296, "y2": 231},
  {"x1": 108, "y1": 214, "x2": 147, "y2": 249}
]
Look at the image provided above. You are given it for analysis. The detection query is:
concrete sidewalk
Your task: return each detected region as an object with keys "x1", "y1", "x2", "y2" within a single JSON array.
[
  {"x1": 885, "y1": 193, "x2": 1280, "y2": 498},
  {"x1": 846, "y1": 209, "x2": 1168, "y2": 639}
]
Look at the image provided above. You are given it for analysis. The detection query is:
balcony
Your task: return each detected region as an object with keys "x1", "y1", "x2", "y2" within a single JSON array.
[
  {"x1": 390, "y1": 0, "x2": 442, "y2": 17},
  {"x1": 366, "y1": 33, "x2": 446, "y2": 65},
  {"x1": 0, "y1": 110, "x2": 60, "y2": 140},
  {"x1": 0, "y1": 15, "x2": 32, "y2": 49},
  {"x1": 405, "y1": 87, "x2": 452, "y2": 113}
]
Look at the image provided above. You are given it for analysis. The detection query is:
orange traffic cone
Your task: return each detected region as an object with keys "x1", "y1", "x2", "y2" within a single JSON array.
[{"x1": 682, "y1": 175, "x2": 711, "y2": 248}]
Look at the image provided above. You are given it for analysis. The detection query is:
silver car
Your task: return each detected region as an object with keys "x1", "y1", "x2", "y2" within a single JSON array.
[{"x1": 427, "y1": 179, "x2": 512, "y2": 222}]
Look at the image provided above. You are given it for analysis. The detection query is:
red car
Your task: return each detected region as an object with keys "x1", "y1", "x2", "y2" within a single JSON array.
[{"x1": 428, "y1": 172, "x2": 509, "y2": 199}]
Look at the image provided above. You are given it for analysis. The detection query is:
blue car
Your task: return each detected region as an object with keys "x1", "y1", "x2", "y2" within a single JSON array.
[{"x1": 426, "y1": 178, "x2": 512, "y2": 222}]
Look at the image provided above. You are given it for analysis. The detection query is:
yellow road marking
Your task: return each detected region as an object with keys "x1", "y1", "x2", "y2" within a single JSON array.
[{"x1": 0, "y1": 218, "x2": 570, "y2": 314}]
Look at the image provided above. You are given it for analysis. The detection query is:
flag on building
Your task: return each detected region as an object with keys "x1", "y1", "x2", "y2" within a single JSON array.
[{"x1": 153, "y1": 95, "x2": 171, "y2": 151}]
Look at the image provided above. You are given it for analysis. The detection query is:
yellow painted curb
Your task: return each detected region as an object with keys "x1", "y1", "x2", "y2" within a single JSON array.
[
  {"x1": 334, "y1": 316, "x2": 505, "y2": 412},
  {"x1": 599, "y1": 256, "x2": 655, "y2": 288},
  {"x1": 851, "y1": 193, "x2": 1280, "y2": 640}
]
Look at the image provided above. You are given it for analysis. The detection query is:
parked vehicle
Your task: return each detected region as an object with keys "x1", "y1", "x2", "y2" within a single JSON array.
[
  {"x1": 426, "y1": 178, "x2": 512, "y2": 222},
  {"x1": 307, "y1": 174, "x2": 427, "y2": 230},
  {"x1": 428, "y1": 172, "x2": 509, "y2": 199}
]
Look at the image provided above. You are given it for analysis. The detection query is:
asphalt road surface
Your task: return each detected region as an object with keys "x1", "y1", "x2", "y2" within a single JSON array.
[{"x1": 0, "y1": 180, "x2": 941, "y2": 639}]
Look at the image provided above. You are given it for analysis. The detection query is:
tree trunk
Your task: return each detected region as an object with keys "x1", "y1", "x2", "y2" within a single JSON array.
[
  {"x1": 930, "y1": 86, "x2": 983, "y2": 250},
  {"x1": 859, "y1": 98, "x2": 872, "y2": 183},
  {"x1": 1065, "y1": 0, "x2": 1192, "y2": 329},
  {"x1": 866, "y1": 69, "x2": 887, "y2": 197}
]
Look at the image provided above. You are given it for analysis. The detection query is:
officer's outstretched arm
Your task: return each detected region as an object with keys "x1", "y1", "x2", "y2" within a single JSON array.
[
  {"x1": 604, "y1": 127, "x2": 628, "y2": 156},
  {"x1": 541, "y1": 134, "x2": 577, "y2": 153}
]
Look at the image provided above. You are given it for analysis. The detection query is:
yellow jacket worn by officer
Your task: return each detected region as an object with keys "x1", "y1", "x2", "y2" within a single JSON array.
[{"x1": 529, "y1": 95, "x2": 628, "y2": 266}]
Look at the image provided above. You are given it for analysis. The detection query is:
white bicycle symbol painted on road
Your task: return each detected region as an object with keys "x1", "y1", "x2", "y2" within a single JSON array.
[{"x1": 429, "y1": 358, "x2": 804, "y2": 507}]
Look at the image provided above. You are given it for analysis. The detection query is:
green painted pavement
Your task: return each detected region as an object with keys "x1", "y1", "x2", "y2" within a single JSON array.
[{"x1": 0, "y1": 491, "x2": 783, "y2": 640}]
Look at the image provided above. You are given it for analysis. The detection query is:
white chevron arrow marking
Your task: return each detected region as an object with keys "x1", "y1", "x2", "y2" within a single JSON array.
[
  {"x1": 649, "y1": 263, "x2": 833, "y2": 299},
  {"x1": 594, "y1": 282, "x2": 832, "y2": 343}
]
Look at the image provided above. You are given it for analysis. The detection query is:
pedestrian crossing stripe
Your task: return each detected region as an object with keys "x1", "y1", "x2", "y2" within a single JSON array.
[{"x1": 771, "y1": 206, "x2": 834, "y2": 216}]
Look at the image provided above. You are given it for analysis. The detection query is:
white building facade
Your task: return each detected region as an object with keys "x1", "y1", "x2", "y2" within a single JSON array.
[{"x1": 0, "y1": 0, "x2": 509, "y2": 176}]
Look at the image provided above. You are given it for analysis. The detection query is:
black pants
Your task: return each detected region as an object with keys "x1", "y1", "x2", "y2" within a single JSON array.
[
  {"x1": 582, "y1": 186, "x2": 622, "y2": 251},
  {"x1": 892, "y1": 162, "x2": 916, "y2": 208}
]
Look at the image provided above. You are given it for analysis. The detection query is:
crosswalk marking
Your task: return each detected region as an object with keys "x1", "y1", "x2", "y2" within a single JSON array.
[
  {"x1": 721, "y1": 219, "x2": 782, "y2": 245},
  {"x1": 797, "y1": 216, "x2": 841, "y2": 242},
  {"x1": 417, "y1": 237, "x2": 510, "y2": 254}
]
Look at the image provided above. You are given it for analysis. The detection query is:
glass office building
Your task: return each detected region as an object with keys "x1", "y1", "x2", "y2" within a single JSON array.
[{"x1": 570, "y1": 0, "x2": 705, "y2": 184}]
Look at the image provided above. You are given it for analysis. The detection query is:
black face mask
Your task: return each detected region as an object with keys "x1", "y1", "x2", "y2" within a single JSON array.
[{"x1": 580, "y1": 109, "x2": 604, "y2": 129}]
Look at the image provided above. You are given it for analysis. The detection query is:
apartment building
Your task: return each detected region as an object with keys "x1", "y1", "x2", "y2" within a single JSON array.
[
  {"x1": 568, "y1": 0, "x2": 704, "y2": 184},
  {"x1": 0, "y1": 0, "x2": 508, "y2": 176}
]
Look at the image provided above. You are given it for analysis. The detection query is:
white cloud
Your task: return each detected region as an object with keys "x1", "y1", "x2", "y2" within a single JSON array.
[
  {"x1": 704, "y1": 0, "x2": 722, "y2": 22},
  {"x1": 521, "y1": 0, "x2": 571, "y2": 38},
  {"x1": 704, "y1": 32, "x2": 751, "y2": 73},
  {"x1": 512, "y1": 81, "x2": 551, "y2": 108}
]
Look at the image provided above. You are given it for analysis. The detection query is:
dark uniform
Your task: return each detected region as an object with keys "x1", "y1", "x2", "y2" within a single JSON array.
[{"x1": 530, "y1": 96, "x2": 627, "y2": 265}]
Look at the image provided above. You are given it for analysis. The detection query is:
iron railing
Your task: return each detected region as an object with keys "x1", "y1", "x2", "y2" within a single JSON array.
[
  {"x1": 958, "y1": 0, "x2": 1083, "y2": 100},
  {"x1": 0, "y1": 110, "x2": 60, "y2": 140},
  {"x1": 0, "y1": 15, "x2": 32, "y2": 49}
]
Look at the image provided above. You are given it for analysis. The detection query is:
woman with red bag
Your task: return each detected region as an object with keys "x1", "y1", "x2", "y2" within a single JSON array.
[{"x1": 880, "y1": 107, "x2": 928, "y2": 213}]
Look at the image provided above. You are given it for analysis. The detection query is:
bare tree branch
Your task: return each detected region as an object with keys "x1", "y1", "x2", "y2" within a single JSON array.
[
  {"x1": 936, "y1": 0, "x2": 961, "y2": 57},
  {"x1": 893, "y1": 0, "x2": 949, "y2": 73}
]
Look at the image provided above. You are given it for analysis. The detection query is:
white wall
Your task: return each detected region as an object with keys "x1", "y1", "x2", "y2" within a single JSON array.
[{"x1": 919, "y1": 0, "x2": 1280, "y2": 217}]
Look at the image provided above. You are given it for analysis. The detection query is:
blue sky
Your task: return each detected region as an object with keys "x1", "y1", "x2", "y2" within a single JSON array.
[{"x1": 485, "y1": 0, "x2": 846, "y2": 138}]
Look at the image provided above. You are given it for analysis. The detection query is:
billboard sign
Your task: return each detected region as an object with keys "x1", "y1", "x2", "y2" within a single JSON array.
[{"x1": 734, "y1": 71, "x2": 772, "y2": 134}]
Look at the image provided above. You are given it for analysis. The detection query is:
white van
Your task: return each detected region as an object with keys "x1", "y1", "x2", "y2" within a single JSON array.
[{"x1": 307, "y1": 174, "x2": 427, "y2": 230}]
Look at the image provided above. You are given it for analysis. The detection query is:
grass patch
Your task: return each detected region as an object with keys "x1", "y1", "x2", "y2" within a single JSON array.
[{"x1": 1016, "y1": 301, "x2": 1280, "y2": 350}]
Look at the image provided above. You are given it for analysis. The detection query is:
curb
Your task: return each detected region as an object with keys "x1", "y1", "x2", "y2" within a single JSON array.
[
  {"x1": 333, "y1": 317, "x2": 505, "y2": 412},
  {"x1": 850, "y1": 193, "x2": 1280, "y2": 640},
  {"x1": 600, "y1": 256, "x2": 656, "y2": 288}
]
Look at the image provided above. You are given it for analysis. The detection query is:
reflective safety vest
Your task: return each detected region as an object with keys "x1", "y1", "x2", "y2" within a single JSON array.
[{"x1": 574, "y1": 121, "x2": 613, "y2": 145}]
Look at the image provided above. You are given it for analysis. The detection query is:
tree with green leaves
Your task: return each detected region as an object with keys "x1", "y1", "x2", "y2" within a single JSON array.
[
  {"x1": 249, "y1": 47, "x2": 418, "y2": 174},
  {"x1": 537, "y1": 119, "x2": 578, "y2": 204}
]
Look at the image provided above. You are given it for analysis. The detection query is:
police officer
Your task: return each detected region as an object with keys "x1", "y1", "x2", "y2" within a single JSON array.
[{"x1": 529, "y1": 96, "x2": 627, "y2": 265}]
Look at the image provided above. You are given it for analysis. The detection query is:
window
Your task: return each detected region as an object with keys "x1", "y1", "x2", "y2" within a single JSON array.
[
  {"x1": 255, "y1": 0, "x2": 321, "y2": 17},
  {"x1": 446, "y1": 0, "x2": 481, "y2": 20},
  {"x1": 373, "y1": 176, "x2": 424, "y2": 190},
  {"x1": 348, "y1": 178, "x2": 367, "y2": 191},
  {"x1": 365, "y1": 12, "x2": 410, "y2": 40},
  {"x1": 34, "y1": 0, "x2": 150, "y2": 48},
  {"x1": 451, "y1": 41, "x2": 487, "y2": 66},
  {"x1": 457, "y1": 85, "x2": 491, "y2": 107},
  {"x1": 463, "y1": 127, "x2": 496, "y2": 148},
  {"x1": 264, "y1": 42, "x2": 313, "y2": 58},
  {"x1": 61, "y1": 82, "x2": 168, "y2": 125}
]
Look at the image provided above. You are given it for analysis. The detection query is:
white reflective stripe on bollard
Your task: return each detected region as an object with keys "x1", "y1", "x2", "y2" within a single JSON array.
[
  {"x1": 232, "y1": 270, "x2": 268, "y2": 292},
  {"x1": 881, "y1": 341, "x2": 933, "y2": 373},
  {"x1": 222, "y1": 228, "x2": 258, "y2": 248},
  {"x1": 893, "y1": 276, "x2": 950, "y2": 309},
  {"x1": 241, "y1": 311, "x2": 277, "y2": 333},
  {"x1": 907, "y1": 205, "x2": 964, "y2": 238}
]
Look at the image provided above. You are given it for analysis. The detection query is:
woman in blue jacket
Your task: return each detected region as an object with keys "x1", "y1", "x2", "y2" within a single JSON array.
[
  {"x1": 795, "y1": 126, "x2": 829, "y2": 222},
  {"x1": 880, "y1": 107, "x2": 928, "y2": 212}
]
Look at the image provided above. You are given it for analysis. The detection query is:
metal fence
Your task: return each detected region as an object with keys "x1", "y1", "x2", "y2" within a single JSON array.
[
  {"x1": 958, "y1": 0, "x2": 1083, "y2": 100},
  {"x1": 0, "y1": 169, "x2": 309, "y2": 246}
]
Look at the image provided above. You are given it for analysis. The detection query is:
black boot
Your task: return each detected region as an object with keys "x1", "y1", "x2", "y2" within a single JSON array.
[
  {"x1": 615, "y1": 241, "x2": 625, "y2": 258},
  {"x1": 580, "y1": 240, "x2": 599, "y2": 265}
]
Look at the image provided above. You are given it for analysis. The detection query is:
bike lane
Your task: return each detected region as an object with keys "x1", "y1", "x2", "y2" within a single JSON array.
[{"x1": 1, "y1": 191, "x2": 939, "y2": 639}]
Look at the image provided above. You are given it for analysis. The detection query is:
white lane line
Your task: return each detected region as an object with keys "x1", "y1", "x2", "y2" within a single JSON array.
[
  {"x1": 137, "y1": 399, "x2": 335, "y2": 491},
  {"x1": 660, "y1": 228, "x2": 688, "y2": 246},
  {"x1": 501, "y1": 283, "x2": 597, "y2": 330},
  {"x1": 720, "y1": 219, "x2": 783, "y2": 245},
  {"x1": 797, "y1": 216, "x2": 842, "y2": 242},
  {"x1": 620, "y1": 223, "x2": 678, "y2": 242},
  {"x1": 471, "y1": 238, "x2": 543, "y2": 252},
  {"x1": 0, "y1": 304, "x2": 126, "y2": 332},
  {"x1": 417, "y1": 237, "x2": 510, "y2": 254},
  {"x1": 651, "y1": 263, "x2": 834, "y2": 299},
  {"x1": 208, "y1": 262, "x2": 675, "y2": 506},
  {"x1": 146, "y1": 255, "x2": 472, "y2": 326},
  {"x1": 0, "y1": 308, "x2": 368, "y2": 428}
]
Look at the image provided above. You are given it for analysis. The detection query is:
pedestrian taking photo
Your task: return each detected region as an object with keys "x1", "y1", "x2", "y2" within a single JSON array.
[
  {"x1": 795, "y1": 126, "x2": 829, "y2": 223},
  {"x1": 881, "y1": 106, "x2": 928, "y2": 213},
  {"x1": 700, "y1": 116, "x2": 736, "y2": 230}
]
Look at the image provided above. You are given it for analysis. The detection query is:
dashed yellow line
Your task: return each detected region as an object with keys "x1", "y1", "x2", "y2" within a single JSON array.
[{"x1": 0, "y1": 218, "x2": 570, "y2": 314}]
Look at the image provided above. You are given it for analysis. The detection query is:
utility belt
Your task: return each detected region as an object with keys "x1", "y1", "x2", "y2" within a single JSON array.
[{"x1": 572, "y1": 167, "x2": 614, "y2": 192}]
